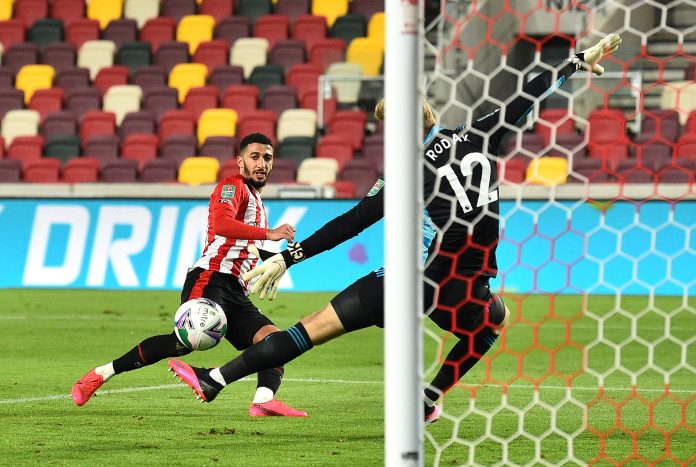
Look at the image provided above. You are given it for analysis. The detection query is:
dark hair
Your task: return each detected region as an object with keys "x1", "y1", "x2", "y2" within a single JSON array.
[{"x1": 239, "y1": 133, "x2": 273, "y2": 153}]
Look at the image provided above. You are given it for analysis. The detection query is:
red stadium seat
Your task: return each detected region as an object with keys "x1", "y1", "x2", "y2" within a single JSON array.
[
  {"x1": 140, "y1": 17, "x2": 177, "y2": 54},
  {"x1": 237, "y1": 110, "x2": 277, "y2": 146},
  {"x1": 326, "y1": 110, "x2": 367, "y2": 151},
  {"x1": 675, "y1": 134, "x2": 696, "y2": 162},
  {"x1": 8, "y1": 136, "x2": 44, "y2": 163},
  {"x1": 636, "y1": 109, "x2": 680, "y2": 144},
  {"x1": 329, "y1": 180, "x2": 356, "y2": 198},
  {"x1": 218, "y1": 158, "x2": 239, "y2": 180},
  {"x1": 316, "y1": 134, "x2": 354, "y2": 171},
  {"x1": 309, "y1": 39, "x2": 345, "y2": 72},
  {"x1": 500, "y1": 157, "x2": 527, "y2": 184},
  {"x1": 587, "y1": 108, "x2": 628, "y2": 145},
  {"x1": 613, "y1": 159, "x2": 655, "y2": 184},
  {"x1": 183, "y1": 85, "x2": 219, "y2": 120},
  {"x1": 14, "y1": 0, "x2": 49, "y2": 28},
  {"x1": 199, "y1": 0, "x2": 234, "y2": 23},
  {"x1": 300, "y1": 87, "x2": 336, "y2": 126},
  {"x1": 159, "y1": 110, "x2": 196, "y2": 141},
  {"x1": 80, "y1": 111, "x2": 116, "y2": 143},
  {"x1": 193, "y1": 40, "x2": 229, "y2": 74},
  {"x1": 154, "y1": 41, "x2": 190, "y2": 74},
  {"x1": 0, "y1": 20, "x2": 26, "y2": 50},
  {"x1": 104, "y1": 19, "x2": 138, "y2": 49},
  {"x1": 291, "y1": 15, "x2": 327, "y2": 51},
  {"x1": 50, "y1": 0, "x2": 85, "y2": 25},
  {"x1": 587, "y1": 141, "x2": 629, "y2": 169},
  {"x1": 120, "y1": 134, "x2": 159, "y2": 169},
  {"x1": 65, "y1": 19, "x2": 100, "y2": 49},
  {"x1": 254, "y1": 15, "x2": 290, "y2": 50},
  {"x1": 23, "y1": 158, "x2": 61, "y2": 183},
  {"x1": 535, "y1": 108, "x2": 576, "y2": 146},
  {"x1": 286, "y1": 63, "x2": 322, "y2": 101},
  {"x1": 62, "y1": 157, "x2": 100, "y2": 183},
  {"x1": 221, "y1": 84, "x2": 259, "y2": 122},
  {"x1": 93, "y1": 66, "x2": 130, "y2": 96}
]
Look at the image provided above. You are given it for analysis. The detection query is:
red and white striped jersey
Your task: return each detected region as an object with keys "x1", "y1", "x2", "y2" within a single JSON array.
[{"x1": 193, "y1": 174, "x2": 267, "y2": 292}]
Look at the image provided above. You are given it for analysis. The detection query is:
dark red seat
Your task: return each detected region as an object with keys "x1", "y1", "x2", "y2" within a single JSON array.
[
  {"x1": 200, "y1": 136, "x2": 237, "y2": 162},
  {"x1": 193, "y1": 40, "x2": 229, "y2": 74},
  {"x1": 260, "y1": 85, "x2": 298, "y2": 119},
  {"x1": 140, "y1": 17, "x2": 176, "y2": 53},
  {"x1": 40, "y1": 42, "x2": 76, "y2": 73},
  {"x1": 161, "y1": 0, "x2": 197, "y2": 23},
  {"x1": 221, "y1": 84, "x2": 259, "y2": 122},
  {"x1": 349, "y1": 0, "x2": 384, "y2": 20},
  {"x1": 535, "y1": 108, "x2": 577, "y2": 146},
  {"x1": 65, "y1": 88, "x2": 101, "y2": 120},
  {"x1": 0, "y1": 159, "x2": 22, "y2": 182},
  {"x1": 267, "y1": 158, "x2": 297, "y2": 184},
  {"x1": 50, "y1": 0, "x2": 85, "y2": 25},
  {"x1": 64, "y1": 18, "x2": 100, "y2": 49},
  {"x1": 159, "y1": 134, "x2": 197, "y2": 165},
  {"x1": 80, "y1": 111, "x2": 116, "y2": 143},
  {"x1": 100, "y1": 159, "x2": 138, "y2": 182},
  {"x1": 93, "y1": 66, "x2": 130, "y2": 96},
  {"x1": 339, "y1": 159, "x2": 377, "y2": 196},
  {"x1": 199, "y1": 0, "x2": 234, "y2": 23},
  {"x1": 291, "y1": 15, "x2": 327, "y2": 51},
  {"x1": 254, "y1": 14, "x2": 290, "y2": 50},
  {"x1": 214, "y1": 16, "x2": 251, "y2": 47},
  {"x1": 41, "y1": 111, "x2": 77, "y2": 138},
  {"x1": 54, "y1": 68, "x2": 90, "y2": 92},
  {"x1": 103, "y1": 19, "x2": 138, "y2": 49},
  {"x1": 316, "y1": 134, "x2": 354, "y2": 171},
  {"x1": 8, "y1": 136, "x2": 44, "y2": 163},
  {"x1": 140, "y1": 158, "x2": 179, "y2": 183},
  {"x1": 275, "y1": 0, "x2": 310, "y2": 23},
  {"x1": 268, "y1": 39, "x2": 306, "y2": 73},
  {"x1": 142, "y1": 87, "x2": 179, "y2": 122},
  {"x1": 0, "y1": 89, "x2": 25, "y2": 120},
  {"x1": 62, "y1": 157, "x2": 100, "y2": 183},
  {"x1": 121, "y1": 134, "x2": 159, "y2": 170},
  {"x1": 154, "y1": 41, "x2": 190, "y2": 74},
  {"x1": 0, "y1": 20, "x2": 26, "y2": 50},
  {"x1": 82, "y1": 135, "x2": 120, "y2": 162},
  {"x1": 183, "y1": 85, "x2": 219, "y2": 120},
  {"x1": 207, "y1": 65, "x2": 245, "y2": 96},
  {"x1": 3, "y1": 42, "x2": 38, "y2": 73},
  {"x1": 159, "y1": 110, "x2": 196, "y2": 141},
  {"x1": 132, "y1": 66, "x2": 168, "y2": 94},
  {"x1": 120, "y1": 111, "x2": 157, "y2": 139}
]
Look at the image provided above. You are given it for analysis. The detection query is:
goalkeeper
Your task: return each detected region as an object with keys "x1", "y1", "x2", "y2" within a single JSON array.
[{"x1": 168, "y1": 35, "x2": 622, "y2": 421}]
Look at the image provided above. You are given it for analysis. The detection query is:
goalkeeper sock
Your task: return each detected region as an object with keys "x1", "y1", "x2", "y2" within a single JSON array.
[
  {"x1": 423, "y1": 327, "x2": 499, "y2": 402},
  {"x1": 112, "y1": 333, "x2": 191, "y2": 374},
  {"x1": 218, "y1": 323, "x2": 313, "y2": 385}
]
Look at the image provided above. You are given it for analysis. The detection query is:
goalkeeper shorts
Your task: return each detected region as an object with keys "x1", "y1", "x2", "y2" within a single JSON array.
[{"x1": 331, "y1": 271, "x2": 385, "y2": 331}]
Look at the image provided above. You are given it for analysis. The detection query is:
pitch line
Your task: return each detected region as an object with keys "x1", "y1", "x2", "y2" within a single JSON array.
[{"x1": 1, "y1": 379, "x2": 695, "y2": 405}]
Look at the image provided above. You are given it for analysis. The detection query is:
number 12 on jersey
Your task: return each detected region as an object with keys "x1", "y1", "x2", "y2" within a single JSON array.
[{"x1": 436, "y1": 152, "x2": 498, "y2": 213}]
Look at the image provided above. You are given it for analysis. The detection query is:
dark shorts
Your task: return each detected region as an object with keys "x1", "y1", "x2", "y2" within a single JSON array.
[
  {"x1": 181, "y1": 267, "x2": 275, "y2": 350},
  {"x1": 331, "y1": 271, "x2": 385, "y2": 331}
]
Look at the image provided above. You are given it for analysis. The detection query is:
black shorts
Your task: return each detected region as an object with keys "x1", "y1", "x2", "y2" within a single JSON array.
[
  {"x1": 331, "y1": 271, "x2": 384, "y2": 331},
  {"x1": 181, "y1": 267, "x2": 275, "y2": 350}
]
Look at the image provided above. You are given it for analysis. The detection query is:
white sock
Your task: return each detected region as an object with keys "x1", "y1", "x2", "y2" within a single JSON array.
[
  {"x1": 252, "y1": 386, "x2": 274, "y2": 403},
  {"x1": 209, "y1": 368, "x2": 227, "y2": 387},
  {"x1": 95, "y1": 363, "x2": 115, "y2": 382}
]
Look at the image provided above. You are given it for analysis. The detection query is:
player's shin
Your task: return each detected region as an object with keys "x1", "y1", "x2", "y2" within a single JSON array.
[{"x1": 112, "y1": 333, "x2": 192, "y2": 374}]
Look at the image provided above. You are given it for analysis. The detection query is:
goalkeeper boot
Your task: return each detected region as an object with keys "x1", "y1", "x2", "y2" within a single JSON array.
[
  {"x1": 249, "y1": 399, "x2": 308, "y2": 417},
  {"x1": 71, "y1": 369, "x2": 105, "y2": 406},
  {"x1": 424, "y1": 404, "x2": 443, "y2": 423},
  {"x1": 167, "y1": 359, "x2": 222, "y2": 403}
]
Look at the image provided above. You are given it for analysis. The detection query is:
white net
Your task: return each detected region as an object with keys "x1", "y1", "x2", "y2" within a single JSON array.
[{"x1": 421, "y1": 1, "x2": 696, "y2": 465}]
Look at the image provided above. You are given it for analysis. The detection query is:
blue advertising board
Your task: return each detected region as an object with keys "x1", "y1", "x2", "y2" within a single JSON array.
[{"x1": 0, "y1": 199, "x2": 693, "y2": 295}]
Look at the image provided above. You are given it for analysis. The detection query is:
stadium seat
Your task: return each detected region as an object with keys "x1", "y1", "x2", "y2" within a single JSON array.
[
  {"x1": 286, "y1": 63, "x2": 322, "y2": 101},
  {"x1": 525, "y1": 156, "x2": 568, "y2": 186},
  {"x1": 311, "y1": 0, "x2": 348, "y2": 28},
  {"x1": 254, "y1": 15, "x2": 290, "y2": 50},
  {"x1": 221, "y1": 84, "x2": 259, "y2": 121},
  {"x1": 0, "y1": 68, "x2": 11, "y2": 89},
  {"x1": 277, "y1": 108, "x2": 317, "y2": 141},
  {"x1": 199, "y1": 0, "x2": 234, "y2": 23},
  {"x1": 0, "y1": 159, "x2": 22, "y2": 182},
  {"x1": 236, "y1": 0, "x2": 273, "y2": 24},
  {"x1": 349, "y1": 0, "x2": 383, "y2": 20},
  {"x1": 54, "y1": 68, "x2": 90, "y2": 92},
  {"x1": 0, "y1": 20, "x2": 25, "y2": 50},
  {"x1": 77, "y1": 40, "x2": 116, "y2": 80},
  {"x1": 504, "y1": 132, "x2": 545, "y2": 159},
  {"x1": 207, "y1": 65, "x2": 245, "y2": 96},
  {"x1": 613, "y1": 159, "x2": 655, "y2": 184},
  {"x1": 675, "y1": 134, "x2": 696, "y2": 162},
  {"x1": 87, "y1": 0, "x2": 123, "y2": 30},
  {"x1": 367, "y1": 12, "x2": 385, "y2": 49},
  {"x1": 300, "y1": 87, "x2": 337, "y2": 126},
  {"x1": 660, "y1": 80, "x2": 696, "y2": 125},
  {"x1": 183, "y1": 85, "x2": 219, "y2": 120},
  {"x1": 119, "y1": 111, "x2": 155, "y2": 140},
  {"x1": 361, "y1": 133, "x2": 383, "y2": 170},
  {"x1": 500, "y1": 157, "x2": 527, "y2": 184},
  {"x1": 142, "y1": 86, "x2": 179, "y2": 121},
  {"x1": 316, "y1": 134, "x2": 353, "y2": 171},
  {"x1": 115, "y1": 41, "x2": 153, "y2": 75},
  {"x1": 220, "y1": 159, "x2": 243, "y2": 179},
  {"x1": 139, "y1": 157, "x2": 179, "y2": 183},
  {"x1": 685, "y1": 111, "x2": 696, "y2": 134},
  {"x1": 177, "y1": 15, "x2": 216, "y2": 55},
  {"x1": 329, "y1": 13, "x2": 367, "y2": 47},
  {"x1": 41, "y1": 111, "x2": 77, "y2": 139},
  {"x1": 291, "y1": 14, "x2": 327, "y2": 51},
  {"x1": 0, "y1": 0, "x2": 11, "y2": 21},
  {"x1": 154, "y1": 41, "x2": 190, "y2": 74},
  {"x1": 23, "y1": 158, "x2": 61, "y2": 183},
  {"x1": 103, "y1": 85, "x2": 142, "y2": 125},
  {"x1": 103, "y1": 19, "x2": 138, "y2": 49},
  {"x1": 268, "y1": 39, "x2": 307, "y2": 73},
  {"x1": 214, "y1": 16, "x2": 251, "y2": 47},
  {"x1": 178, "y1": 156, "x2": 219, "y2": 185},
  {"x1": 3, "y1": 43, "x2": 38, "y2": 74},
  {"x1": 50, "y1": 0, "x2": 85, "y2": 26},
  {"x1": 326, "y1": 62, "x2": 362, "y2": 105},
  {"x1": 231, "y1": 38, "x2": 270, "y2": 79},
  {"x1": 65, "y1": 88, "x2": 101, "y2": 120},
  {"x1": 160, "y1": 134, "x2": 197, "y2": 165},
  {"x1": 201, "y1": 136, "x2": 237, "y2": 162},
  {"x1": 656, "y1": 161, "x2": 696, "y2": 183},
  {"x1": 277, "y1": 136, "x2": 315, "y2": 164},
  {"x1": 346, "y1": 37, "x2": 383, "y2": 76},
  {"x1": 62, "y1": 157, "x2": 100, "y2": 183},
  {"x1": 80, "y1": 110, "x2": 116, "y2": 143},
  {"x1": 546, "y1": 132, "x2": 586, "y2": 160},
  {"x1": 169, "y1": 63, "x2": 208, "y2": 103},
  {"x1": 28, "y1": 88, "x2": 63, "y2": 121},
  {"x1": 356, "y1": 78, "x2": 382, "y2": 111},
  {"x1": 65, "y1": 19, "x2": 100, "y2": 49},
  {"x1": 1, "y1": 109, "x2": 40, "y2": 147},
  {"x1": 339, "y1": 159, "x2": 377, "y2": 196},
  {"x1": 635, "y1": 109, "x2": 680, "y2": 144},
  {"x1": 124, "y1": 0, "x2": 159, "y2": 28},
  {"x1": 296, "y1": 157, "x2": 338, "y2": 184},
  {"x1": 267, "y1": 158, "x2": 297, "y2": 184},
  {"x1": 261, "y1": 85, "x2": 298, "y2": 119},
  {"x1": 237, "y1": 110, "x2": 277, "y2": 146},
  {"x1": 93, "y1": 66, "x2": 130, "y2": 96},
  {"x1": 14, "y1": 0, "x2": 49, "y2": 28},
  {"x1": 27, "y1": 18, "x2": 63, "y2": 51},
  {"x1": 121, "y1": 133, "x2": 158, "y2": 169},
  {"x1": 15, "y1": 64, "x2": 54, "y2": 104},
  {"x1": 133, "y1": 66, "x2": 167, "y2": 94},
  {"x1": 249, "y1": 65, "x2": 286, "y2": 96},
  {"x1": 8, "y1": 135, "x2": 44, "y2": 163},
  {"x1": 588, "y1": 141, "x2": 629, "y2": 169},
  {"x1": 100, "y1": 158, "x2": 138, "y2": 182},
  {"x1": 587, "y1": 108, "x2": 627, "y2": 145},
  {"x1": 309, "y1": 39, "x2": 345, "y2": 73},
  {"x1": 634, "y1": 141, "x2": 673, "y2": 171},
  {"x1": 39, "y1": 42, "x2": 75, "y2": 73},
  {"x1": 329, "y1": 180, "x2": 356, "y2": 198},
  {"x1": 82, "y1": 134, "x2": 120, "y2": 161},
  {"x1": 275, "y1": 0, "x2": 310, "y2": 23},
  {"x1": 0, "y1": 89, "x2": 25, "y2": 121},
  {"x1": 535, "y1": 108, "x2": 576, "y2": 146},
  {"x1": 45, "y1": 134, "x2": 81, "y2": 162},
  {"x1": 326, "y1": 110, "x2": 367, "y2": 150},
  {"x1": 161, "y1": 0, "x2": 197, "y2": 23},
  {"x1": 197, "y1": 108, "x2": 237, "y2": 145},
  {"x1": 193, "y1": 40, "x2": 229, "y2": 74},
  {"x1": 140, "y1": 17, "x2": 177, "y2": 54},
  {"x1": 159, "y1": 109, "x2": 196, "y2": 140}
]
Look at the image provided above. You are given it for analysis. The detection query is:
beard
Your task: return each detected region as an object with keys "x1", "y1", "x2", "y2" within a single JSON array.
[{"x1": 241, "y1": 165, "x2": 268, "y2": 190}]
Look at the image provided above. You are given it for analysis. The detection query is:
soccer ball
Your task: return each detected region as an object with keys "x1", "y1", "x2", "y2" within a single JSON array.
[{"x1": 174, "y1": 298, "x2": 228, "y2": 351}]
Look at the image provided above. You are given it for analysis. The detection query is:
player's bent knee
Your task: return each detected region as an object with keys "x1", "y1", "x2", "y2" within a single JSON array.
[{"x1": 489, "y1": 294, "x2": 510, "y2": 334}]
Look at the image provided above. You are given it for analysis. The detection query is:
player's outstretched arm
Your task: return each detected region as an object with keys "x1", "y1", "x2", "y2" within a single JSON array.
[
  {"x1": 578, "y1": 33, "x2": 622, "y2": 76},
  {"x1": 243, "y1": 247, "x2": 287, "y2": 300}
]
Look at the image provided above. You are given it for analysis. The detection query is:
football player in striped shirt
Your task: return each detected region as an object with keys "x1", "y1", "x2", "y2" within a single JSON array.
[{"x1": 71, "y1": 133, "x2": 307, "y2": 417}]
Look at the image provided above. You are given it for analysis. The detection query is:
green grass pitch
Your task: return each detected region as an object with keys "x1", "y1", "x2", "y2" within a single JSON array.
[{"x1": 0, "y1": 289, "x2": 694, "y2": 466}]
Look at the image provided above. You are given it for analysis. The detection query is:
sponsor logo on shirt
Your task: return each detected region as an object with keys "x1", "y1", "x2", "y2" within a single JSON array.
[
  {"x1": 367, "y1": 179, "x2": 384, "y2": 197},
  {"x1": 221, "y1": 185, "x2": 236, "y2": 198}
]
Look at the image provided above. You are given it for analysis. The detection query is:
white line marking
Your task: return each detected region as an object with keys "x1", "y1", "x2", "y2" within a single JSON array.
[{"x1": 1, "y1": 379, "x2": 694, "y2": 405}]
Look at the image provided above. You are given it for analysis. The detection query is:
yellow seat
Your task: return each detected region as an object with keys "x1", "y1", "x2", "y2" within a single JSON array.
[
  {"x1": 87, "y1": 0, "x2": 124, "y2": 29},
  {"x1": 124, "y1": 0, "x2": 159, "y2": 28},
  {"x1": 0, "y1": 0, "x2": 12, "y2": 21},
  {"x1": 1, "y1": 110, "x2": 40, "y2": 148},
  {"x1": 311, "y1": 0, "x2": 348, "y2": 27},
  {"x1": 277, "y1": 109, "x2": 317, "y2": 141},
  {"x1": 367, "y1": 12, "x2": 385, "y2": 49},
  {"x1": 177, "y1": 15, "x2": 215, "y2": 54},
  {"x1": 77, "y1": 40, "x2": 116, "y2": 80},
  {"x1": 178, "y1": 156, "x2": 220, "y2": 185},
  {"x1": 230, "y1": 38, "x2": 269, "y2": 79},
  {"x1": 297, "y1": 157, "x2": 338, "y2": 185},
  {"x1": 346, "y1": 38, "x2": 383, "y2": 76},
  {"x1": 197, "y1": 108, "x2": 238, "y2": 145},
  {"x1": 16, "y1": 65, "x2": 55, "y2": 104},
  {"x1": 525, "y1": 157, "x2": 568, "y2": 186},
  {"x1": 169, "y1": 63, "x2": 208, "y2": 103}
]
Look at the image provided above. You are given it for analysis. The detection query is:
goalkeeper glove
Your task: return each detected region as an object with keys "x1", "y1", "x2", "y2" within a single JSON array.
[
  {"x1": 243, "y1": 242, "x2": 306, "y2": 300},
  {"x1": 577, "y1": 33, "x2": 622, "y2": 76}
]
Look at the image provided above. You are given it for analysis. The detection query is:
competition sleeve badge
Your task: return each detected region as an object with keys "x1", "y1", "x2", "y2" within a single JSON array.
[
  {"x1": 221, "y1": 184, "x2": 236, "y2": 198},
  {"x1": 367, "y1": 179, "x2": 384, "y2": 197}
]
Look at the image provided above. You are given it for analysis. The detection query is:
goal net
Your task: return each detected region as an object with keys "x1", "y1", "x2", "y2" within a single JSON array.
[{"x1": 420, "y1": 1, "x2": 696, "y2": 465}]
